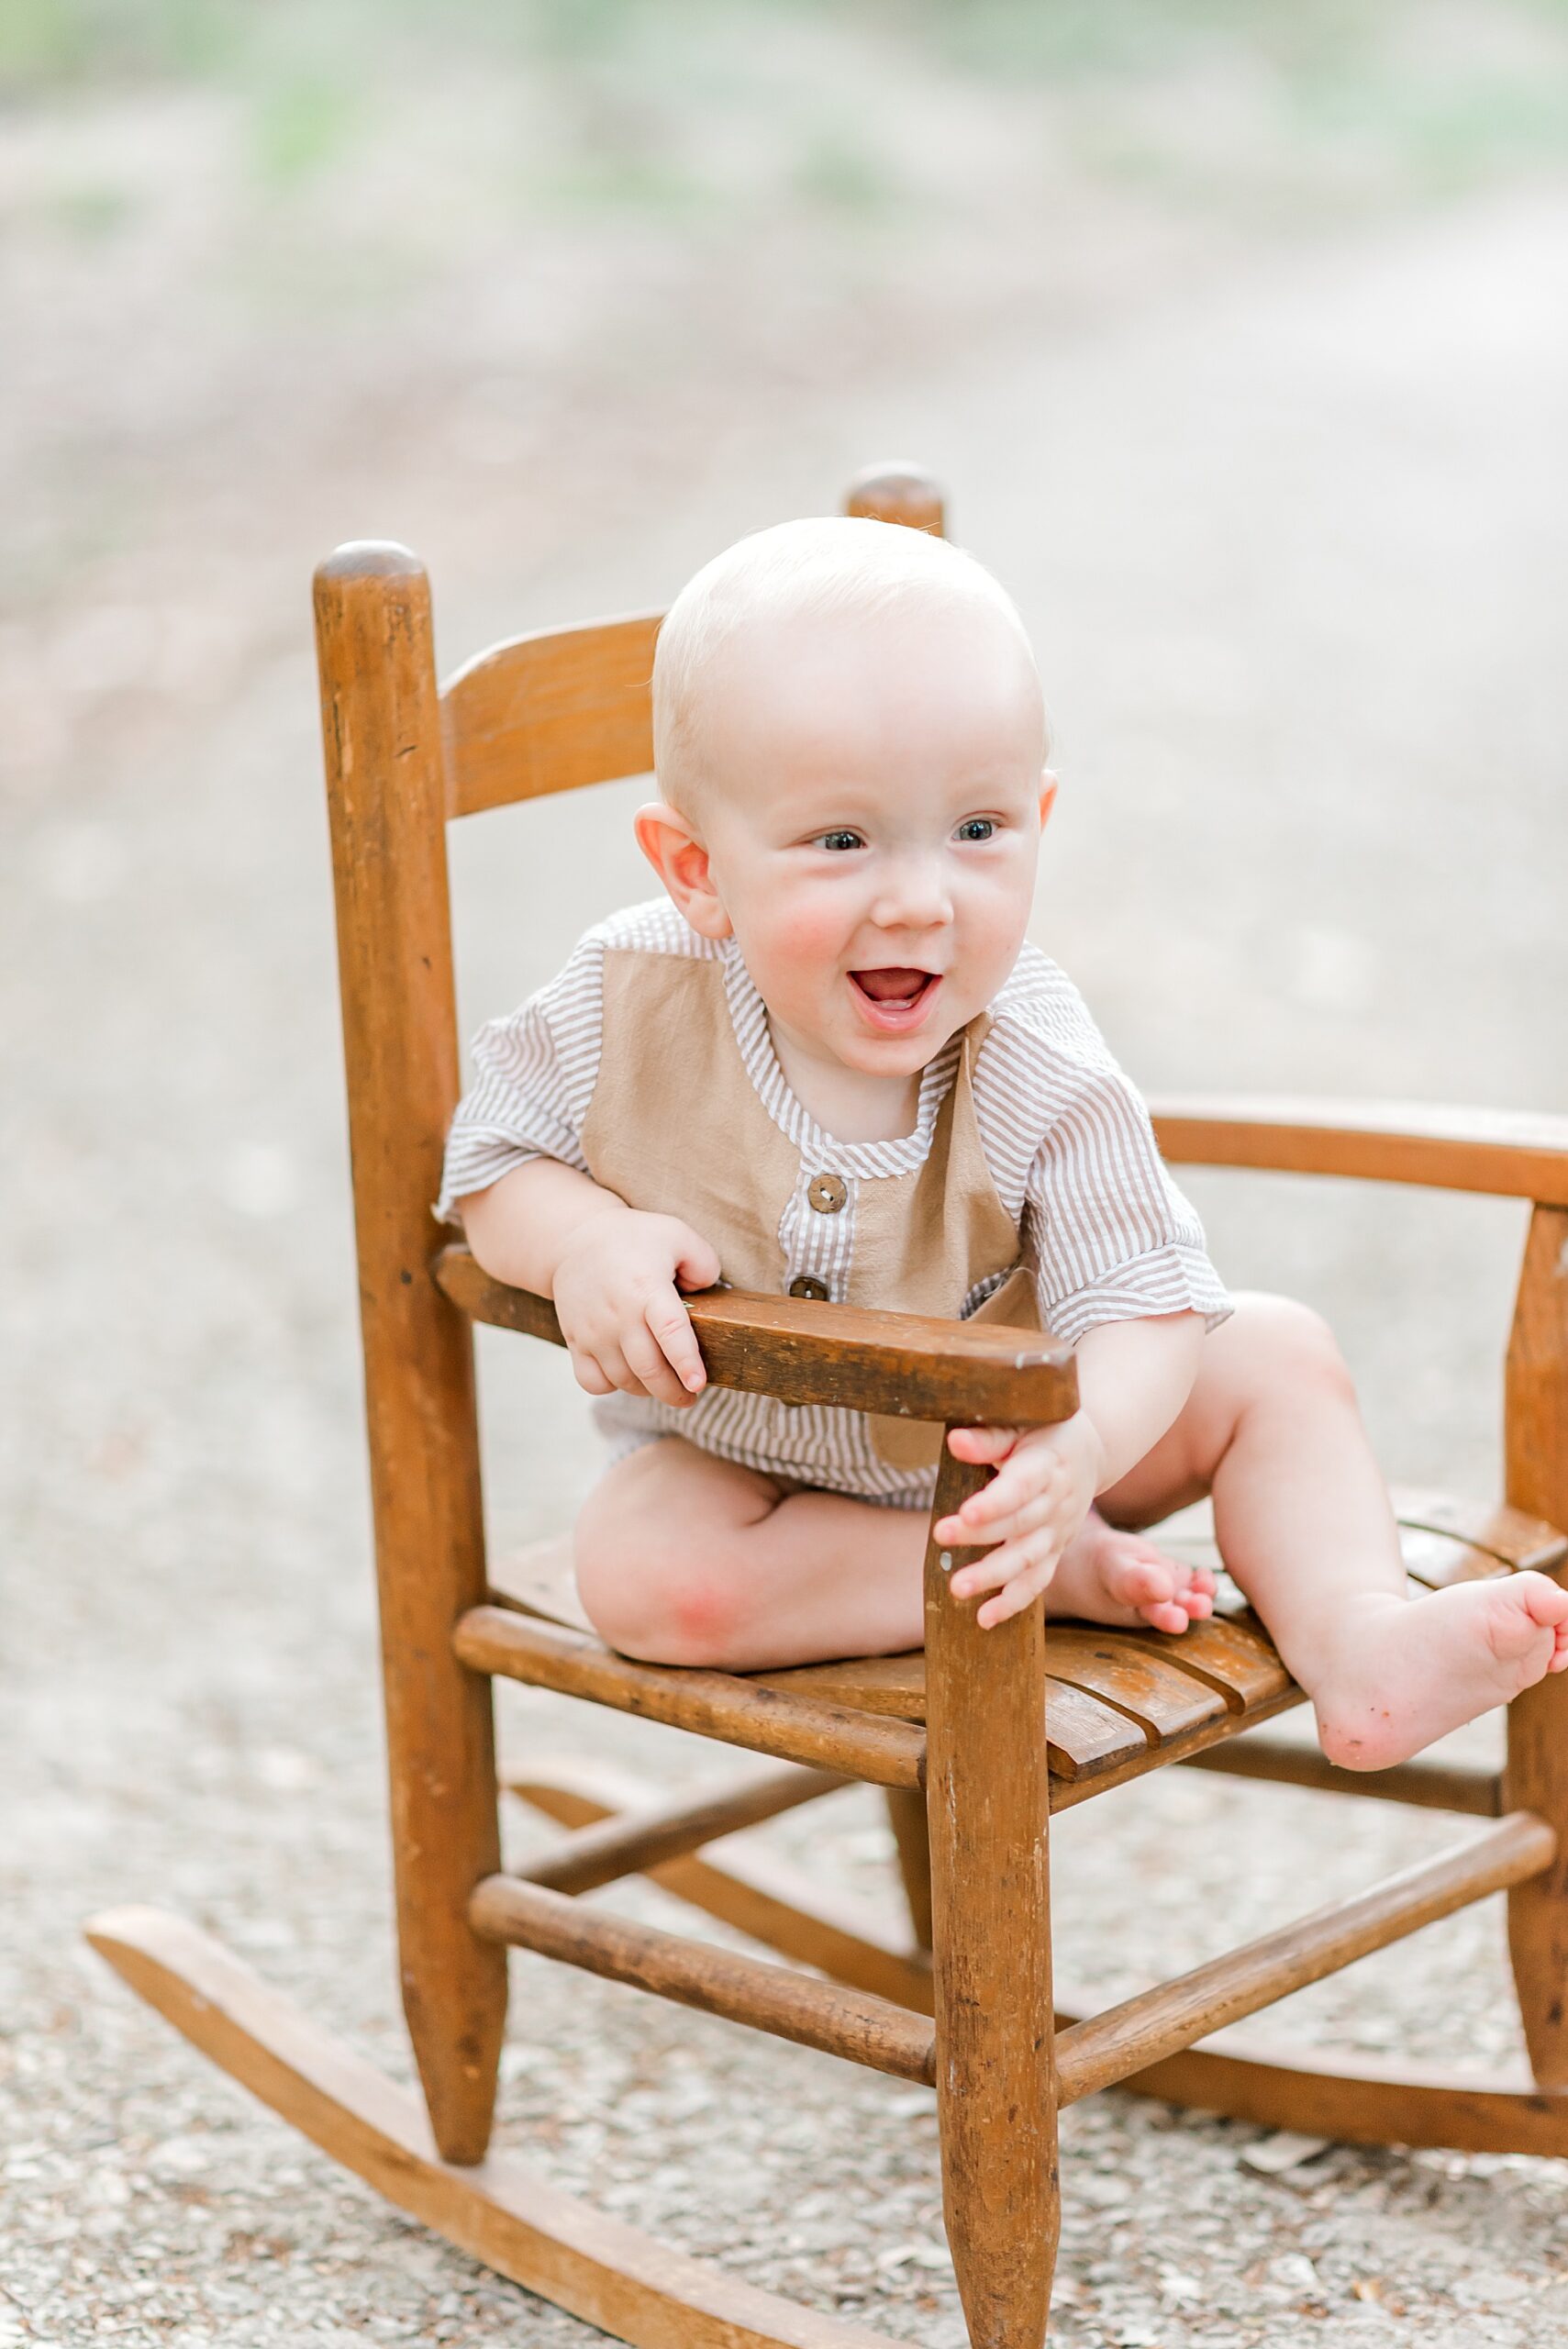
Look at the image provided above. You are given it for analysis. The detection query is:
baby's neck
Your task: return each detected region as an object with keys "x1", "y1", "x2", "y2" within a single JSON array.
[{"x1": 767, "y1": 1016, "x2": 923, "y2": 1144}]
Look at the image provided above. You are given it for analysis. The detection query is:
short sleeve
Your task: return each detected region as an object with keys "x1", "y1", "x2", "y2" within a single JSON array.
[
  {"x1": 434, "y1": 940, "x2": 605, "y2": 1224},
  {"x1": 1024, "y1": 1064, "x2": 1232, "y2": 1348}
]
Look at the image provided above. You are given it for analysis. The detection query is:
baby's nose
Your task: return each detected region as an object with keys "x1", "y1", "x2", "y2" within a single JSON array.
[{"x1": 873, "y1": 859, "x2": 952, "y2": 928}]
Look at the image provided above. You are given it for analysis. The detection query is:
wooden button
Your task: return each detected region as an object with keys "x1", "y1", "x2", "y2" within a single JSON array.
[
  {"x1": 807, "y1": 1173, "x2": 848, "y2": 1215},
  {"x1": 787, "y1": 1275, "x2": 829, "y2": 1302}
]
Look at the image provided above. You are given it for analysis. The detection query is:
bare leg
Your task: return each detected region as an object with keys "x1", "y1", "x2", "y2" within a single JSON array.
[
  {"x1": 575, "y1": 1437, "x2": 1213, "y2": 1672},
  {"x1": 1104, "y1": 1294, "x2": 1568, "y2": 1769},
  {"x1": 575, "y1": 1439, "x2": 926, "y2": 1669}
]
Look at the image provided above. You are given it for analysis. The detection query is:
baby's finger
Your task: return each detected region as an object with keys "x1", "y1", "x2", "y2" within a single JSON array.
[
  {"x1": 620, "y1": 1324, "x2": 691, "y2": 1408},
  {"x1": 569, "y1": 1347, "x2": 614, "y2": 1398},
  {"x1": 953, "y1": 1528, "x2": 1062, "y2": 1605},
  {"x1": 646, "y1": 1292, "x2": 706, "y2": 1397},
  {"x1": 964, "y1": 1453, "x2": 1061, "y2": 1527},
  {"x1": 977, "y1": 1549, "x2": 1062, "y2": 1630},
  {"x1": 671, "y1": 1224, "x2": 722, "y2": 1293},
  {"x1": 934, "y1": 1453, "x2": 1058, "y2": 1544},
  {"x1": 595, "y1": 1342, "x2": 652, "y2": 1401},
  {"x1": 947, "y1": 1497, "x2": 1055, "y2": 1580}
]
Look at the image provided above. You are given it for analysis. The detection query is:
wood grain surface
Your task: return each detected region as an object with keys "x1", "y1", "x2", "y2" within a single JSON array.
[
  {"x1": 442, "y1": 611, "x2": 660, "y2": 817},
  {"x1": 514, "y1": 1764, "x2": 846, "y2": 1896},
  {"x1": 454, "y1": 1606, "x2": 927, "y2": 1789},
  {"x1": 923, "y1": 1441, "x2": 1057, "y2": 2349},
  {"x1": 844, "y1": 461, "x2": 947, "y2": 535},
  {"x1": 87, "y1": 1908, "x2": 909, "y2": 2349},
  {"x1": 469, "y1": 1875, "x2": 938, "y2": 2083},
  {"x1": 1503, "y1": 1203, "x2": 1568, "y2": 2085},
  {"x1": 315, "y1": 544, "x2": 507, "y2": 2165},
  {"x1": 1180, "y1": 1736, "x2": 1503, "y2": 1816},
  {"x1": 1151, "y1": 1093, "x2": 1568, "y2": 1205},
  {"x1": 509, "y1": 1763, "x2": 937, "y2": 2014},
  {"x1": 1054, "y1": 1811, "x2": 1556, "y2": 2104},
  {"x1": 435, "y1": 1243, "x2": 1078, "y2": 1431}
]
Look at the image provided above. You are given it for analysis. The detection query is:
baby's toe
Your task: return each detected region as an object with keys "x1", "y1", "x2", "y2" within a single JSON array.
[
  {"x1": 1485, "y1": 1574, "x2": 1568, "y2": 1667},
  {"x1": 1516, "y1": 1570, "x2": 1568, "y2": 1631},
  {"x1": 1139, "y1": 1597, "x2": 1194, "y2": 1635},
  {"x1": 1108, "y1": 1552, "x2": 1178, "y2": 1609}
]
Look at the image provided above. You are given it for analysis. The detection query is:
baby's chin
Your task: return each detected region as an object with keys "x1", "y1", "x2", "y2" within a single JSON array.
[{"x1": 826, "y1": 1006, "x2": 969, "y2": 1076}]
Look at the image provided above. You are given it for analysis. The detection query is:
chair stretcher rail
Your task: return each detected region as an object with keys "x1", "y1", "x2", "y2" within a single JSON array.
[
  {"x1": 1053, "y1": 1811, "x2": 1555, "y2": 2106},
  {"x1": 433, "y1": 1244, "x2": 1078, "y2": 1427},
  {"x1": 513, "y1": 1765, "x2": 848, "y2": 1897},
  {"x1": 469, "y1": 1876, "x2": 938, "y2": 2084},
  {"x1": 453, "y1": 1607, "x2": 926, "y2": 1790},
  {"x1": 1178, "y1": 1736, "x2": 1503, "y2": 1816},
  {"x1": 475, "y1": 1816, "x2": 1553, "y2": 2102}
]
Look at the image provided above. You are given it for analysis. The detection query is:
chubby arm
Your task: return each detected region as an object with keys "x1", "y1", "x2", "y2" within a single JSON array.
[
  {"x1": 934, "y1": 1309, "x2": 1207, "y2": 1629},
  {"x1": 459, "y1": 1159, "x2": 720, "y2": 1407}
]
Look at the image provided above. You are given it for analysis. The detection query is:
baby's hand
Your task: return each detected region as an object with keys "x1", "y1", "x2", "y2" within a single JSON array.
[
  {"x1": 932, "y1": 1413, "x2": 1106, "y2": 1630},
  {"x1": 551, "y1": 1209, "x2": 721, "y2": 1408}
]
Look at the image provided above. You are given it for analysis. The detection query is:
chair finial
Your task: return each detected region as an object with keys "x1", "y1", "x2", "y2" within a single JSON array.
[
  {"x1": 314, "y1": 540, "x2": 426, "y2": 587},
  {"x1": 843, "y1": 462, "x2": 947, "y2": 538}
]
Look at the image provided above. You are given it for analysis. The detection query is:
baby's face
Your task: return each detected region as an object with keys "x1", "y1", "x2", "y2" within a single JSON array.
[{"x1": 663, "y1": 601, "x2": 1051, "y2": 1087}]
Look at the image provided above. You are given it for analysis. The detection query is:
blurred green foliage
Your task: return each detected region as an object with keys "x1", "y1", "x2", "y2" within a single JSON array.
[
  {"x1": 3, "y1": 0, "x2": 1565, "y2": 88},
  {"x1": 250, "y1": 74, "x2": 361, "y2": 189},
  {"x1": 5, "y1": 0, "x2": 1566, "y2": 207}
]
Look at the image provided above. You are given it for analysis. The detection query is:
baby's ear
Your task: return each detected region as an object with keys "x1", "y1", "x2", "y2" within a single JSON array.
[
  {"x1": 1038, "y1": 768, "x2": 1060, "y2": 829},
  {"x1": 634, "y1": 801, "x2": 733, "y2": 939}
]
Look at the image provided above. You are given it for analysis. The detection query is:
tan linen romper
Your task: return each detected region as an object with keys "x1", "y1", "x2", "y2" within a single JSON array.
[{"x1": 580, "y1": 945, "x2": 1040, "y2": 1473}]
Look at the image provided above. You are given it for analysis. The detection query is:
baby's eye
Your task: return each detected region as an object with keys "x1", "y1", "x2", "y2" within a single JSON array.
[
  {"x1": 812, "y1": 829, "x2": 865, "y2": 853},
  {"x1": 954, "y1": 818, "x2": 996, "y2": 843}
]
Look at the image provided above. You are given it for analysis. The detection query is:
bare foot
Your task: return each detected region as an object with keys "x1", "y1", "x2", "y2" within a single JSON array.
[
  {"x1": 1046, "y1": 1510, "x2": 1217, "y2": 1635},
  {"x1": 1307, "y1": 1574, "x2": 1568, "y2": 1771}
]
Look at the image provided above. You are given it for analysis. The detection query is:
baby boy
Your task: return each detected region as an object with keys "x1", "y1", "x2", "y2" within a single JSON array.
[{"x1": 440, "y1": 517, "x2": 1568, "y2": 1771}]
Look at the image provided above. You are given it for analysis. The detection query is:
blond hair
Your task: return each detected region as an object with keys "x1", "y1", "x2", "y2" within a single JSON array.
[{"x1": 652, "y1": 516, "x2": 1042, "y2": 812}]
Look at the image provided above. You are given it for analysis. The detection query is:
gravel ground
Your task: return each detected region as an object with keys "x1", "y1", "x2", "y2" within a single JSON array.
[{"x1": 6, "y1": 11, "x2": 1568, "y2": 2344}]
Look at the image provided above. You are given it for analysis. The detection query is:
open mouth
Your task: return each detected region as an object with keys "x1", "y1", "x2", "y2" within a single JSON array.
[{"x1": 848, "y1": 968, "x2": 941, "y2": 1030}]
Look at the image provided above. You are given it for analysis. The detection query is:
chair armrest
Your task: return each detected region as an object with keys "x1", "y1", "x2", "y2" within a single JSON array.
[
  {"x1": 1150, "y1": 1095, "x2": 1568, "y2": 1207},
  {"x1": 432, "y1": 1244, "x2": 1078, "y2": 1428}
]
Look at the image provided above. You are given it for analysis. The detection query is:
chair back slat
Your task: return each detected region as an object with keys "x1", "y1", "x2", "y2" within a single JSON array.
[{"x1": 441, "y1": 610, "x2": 662, "y2": 817}]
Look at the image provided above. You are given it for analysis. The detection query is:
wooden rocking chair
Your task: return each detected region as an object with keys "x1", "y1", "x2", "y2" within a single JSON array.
[{"x1": 88, "y1": 465, "x2": 1568, "y2": 2349}]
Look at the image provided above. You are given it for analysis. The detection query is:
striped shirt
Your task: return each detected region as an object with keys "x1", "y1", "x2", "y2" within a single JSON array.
[{"x1": 439, "y1": 898, "x2": 1230, "y2": 1507}]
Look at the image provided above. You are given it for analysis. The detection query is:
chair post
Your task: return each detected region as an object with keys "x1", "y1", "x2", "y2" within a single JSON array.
[
  {"x1": 315, "y1": 543, "x2": 508, "y2": 2164},
  {"x1": 884, "y1": 1788, "x2": 934, "y2": 1954},
  {"x1": 1504, "y1": 1202, "x2": 1568, "y2": 2087},
  {"x1": 844, "y1": 468, "x2": 952, "y2": 1967},
  {"x1": 924, "y1": 1441, "x2": 1057, "y2": 2349}
]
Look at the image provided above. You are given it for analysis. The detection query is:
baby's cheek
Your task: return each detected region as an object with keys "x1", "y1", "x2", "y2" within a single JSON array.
[
  {"x1": 780, "y1": 899, "x2": 845, "y2": 961},
  {"x1": 758, "y1": 903, "x2": 847, "y2": 995}
]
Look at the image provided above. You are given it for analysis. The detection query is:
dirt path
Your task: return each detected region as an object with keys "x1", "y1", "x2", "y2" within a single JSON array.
[{"x1": 6, "y1": 21, "x2": 1568, "y2": 2343}]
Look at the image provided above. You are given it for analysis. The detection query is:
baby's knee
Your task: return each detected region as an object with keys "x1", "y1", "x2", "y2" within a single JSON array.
[
  {"x1": 1231, "y1": 1293, "x2": 1355, "y2": 1404},
  {"x1": 574, "y1": 1520, "x2": 758, "y2": 1669}
]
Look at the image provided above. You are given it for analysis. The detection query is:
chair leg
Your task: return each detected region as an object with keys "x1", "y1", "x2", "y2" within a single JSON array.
[
  {"x1": 1504, "y1": 1205, "x2": 1568, "y2": 2087},
  {"x1": 317, "y1": 547, "x2": 508, "y2": 2160},
  {"x1": 924, "y1": 1439, "x2": 1058, "y2": 2349},
  {"x1": 884, "y1": 1789, "x2": 933, "y2": 1953}
]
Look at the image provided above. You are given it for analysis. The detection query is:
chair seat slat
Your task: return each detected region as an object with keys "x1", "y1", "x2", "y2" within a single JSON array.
[
  {"x1": 1040, "y1": 1628, "x2": 1229, "y2": 1741},
  {"x1": 485, "y1": 1492, "x2": 1563, "y2": 1795},
  {"x1": 1106, "y1": 1616, "x2": 1293, "y2": 1713}
]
